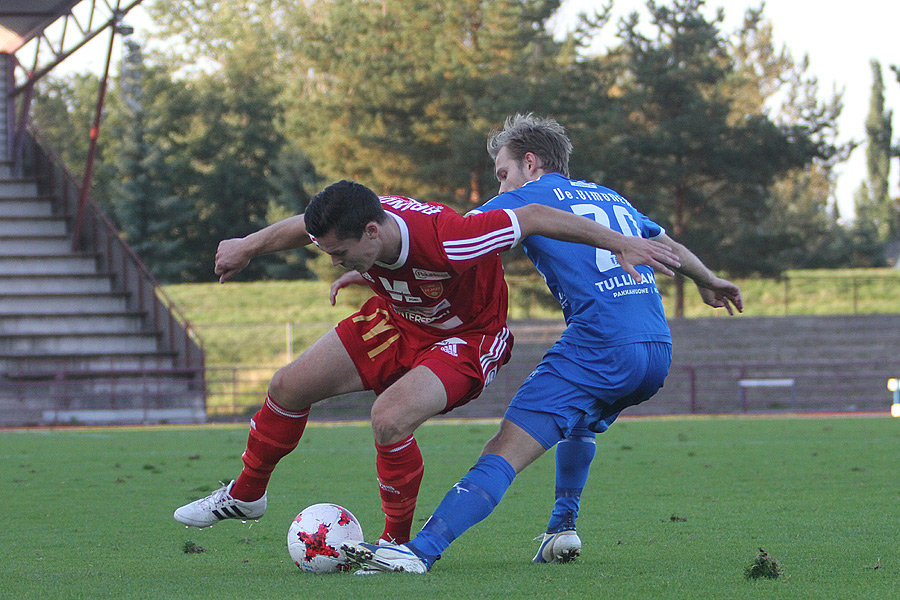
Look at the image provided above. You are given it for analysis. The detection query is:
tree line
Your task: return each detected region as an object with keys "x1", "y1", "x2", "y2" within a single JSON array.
[{"x1": 30, "y1": 0, "x2": 898, "y2": 303}]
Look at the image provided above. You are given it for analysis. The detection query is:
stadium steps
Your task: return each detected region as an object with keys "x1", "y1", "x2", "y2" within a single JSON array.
[
  {"x1": 0, "y1": 253, "x2": 103, "y2": 275},
  {"x1": 0, "y1": 350, "x2": 179, "y2": 373},
  {"x1": 0, "y1": 170, "x2": 204, "y2": 426},
  {"x1": 439, "y1": 314, "x2": 900, "y2": 420},
  {"x1": 0, "y1": 291, "x2": 132, "y2": 313},
  {"x1": 0, "y1": 331, "x2": 162, "y2": 354},
  {"x1": 0, "y1": 312, "x2": 147, "y2": 334}
]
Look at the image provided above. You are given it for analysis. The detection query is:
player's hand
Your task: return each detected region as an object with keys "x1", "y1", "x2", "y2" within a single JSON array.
[
  {"x1": 615, "y1": 237, "x2": 681, "y2": 283},
  {"x1": 329, "y1": 271, "x2": 368, "y2": 305},
  {"x1": 215, "y1": 238, "x2": 252, "y2": 283},
  {"x1": 698, "y1": 278, "x2": 743, "y2": 315}
]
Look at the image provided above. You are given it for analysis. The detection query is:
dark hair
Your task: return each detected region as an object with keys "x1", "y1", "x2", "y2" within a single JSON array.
[
  {"x1": 304, "y1": 180, "x2": 386, "y2": 240},
  {"x1": 486, "y1": 113, "x2": 572, "y2": 177}
]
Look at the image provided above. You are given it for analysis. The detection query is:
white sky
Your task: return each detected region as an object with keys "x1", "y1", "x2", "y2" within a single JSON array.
[{"x1": 57, "y1": 0, "x2": 898, "y2": 220}]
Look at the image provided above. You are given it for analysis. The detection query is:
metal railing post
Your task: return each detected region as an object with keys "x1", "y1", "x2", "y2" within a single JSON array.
[{"x1": 72, "y1": 23, "x2": 117, "y2": 251}]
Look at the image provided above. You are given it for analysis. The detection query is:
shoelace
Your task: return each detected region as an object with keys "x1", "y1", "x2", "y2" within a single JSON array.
[{"x1": 197, "y1": 482, "x2": 232, "y2": 509}]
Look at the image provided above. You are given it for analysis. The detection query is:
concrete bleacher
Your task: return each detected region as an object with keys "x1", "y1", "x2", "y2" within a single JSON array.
[
  {"x1": 415, "y1": 314, "x2": 900, "y2": 420},
  {"x1": 0, "y1": 53, "x2": 206, "y2": 425},
  {"x1": 656, "y1": 315, "x2": 899, "y2": 415},
  {"x1": 0, "y1": 172, "x2": 206, "y2": 426}
]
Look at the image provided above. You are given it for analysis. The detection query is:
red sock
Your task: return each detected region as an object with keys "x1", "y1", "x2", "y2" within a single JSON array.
[
  {"x1": 231, "y1": 395, "x2": 309, "y2": 502},
  {"x1": 375, "y1": 435, "x2": 424, "y2": 544}
]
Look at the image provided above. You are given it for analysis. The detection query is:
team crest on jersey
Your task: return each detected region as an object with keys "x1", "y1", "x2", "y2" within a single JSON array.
[
  {"x1": 413, "y1": 268, "x2": 451, "y2": 280},
  {"x1": 420, "y1": 282, "x2": 444, "y2": 299}
]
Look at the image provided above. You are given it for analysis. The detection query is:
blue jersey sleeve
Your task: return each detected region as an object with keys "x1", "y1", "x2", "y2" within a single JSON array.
[{"x1": 638, "y1": 212, "x2": 665, "y2": 239}]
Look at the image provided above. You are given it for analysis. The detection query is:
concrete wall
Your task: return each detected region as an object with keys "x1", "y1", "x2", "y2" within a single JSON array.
[{"x1": 418, "y1": 314, "x2": 900, "y2": 420}]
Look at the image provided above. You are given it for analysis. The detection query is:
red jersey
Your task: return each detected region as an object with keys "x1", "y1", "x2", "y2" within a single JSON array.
[{"x1": 359, "y1": 196, "x2": 521, "y2": 341}]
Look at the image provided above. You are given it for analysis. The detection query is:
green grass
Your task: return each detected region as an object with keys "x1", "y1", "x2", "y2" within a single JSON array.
[
  {"x1": 164, "y1": 268, "x2": 900, "y2": 368},
  {"x1": 5, "y1": 416, "x2": 899, "y2": 599},
  {"x1": 160, "y1": 269, "x2": 900, "y2": 414}
]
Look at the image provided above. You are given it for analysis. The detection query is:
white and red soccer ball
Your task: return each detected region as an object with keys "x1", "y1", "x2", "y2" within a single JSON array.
[{"x1": 287, "y1": 503, "x2": 364, "y2": 573}]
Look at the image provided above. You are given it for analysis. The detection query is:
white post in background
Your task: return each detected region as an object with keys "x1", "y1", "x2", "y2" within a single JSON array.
[{"x1": 285, "y1": 322, "x2": 294, "y2": 363}]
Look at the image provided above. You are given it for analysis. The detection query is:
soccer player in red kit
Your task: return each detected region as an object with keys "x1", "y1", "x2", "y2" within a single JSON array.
[{"x1": 174, "y1": 179, "x2": 678, "y2": 545}]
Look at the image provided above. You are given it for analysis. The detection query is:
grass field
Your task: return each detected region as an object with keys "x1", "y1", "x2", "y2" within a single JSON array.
[
  {"x1": 163, "y1": 268, "x2": 900, "y2": 368},
  {"x1": 5, "y1": 415, "x2": 899, "y2": 599},
  {"x1": 161, "y1": 268, "x2": 900, "y2": 414}
]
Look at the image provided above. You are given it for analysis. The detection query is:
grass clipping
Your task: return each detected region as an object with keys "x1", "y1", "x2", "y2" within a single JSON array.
[
  {"x1": 745, "y1": 548, "x2": 783, "y2": 580},
  {"x1": 183, "y1": 540, "x2": 206, "y2": 554}
]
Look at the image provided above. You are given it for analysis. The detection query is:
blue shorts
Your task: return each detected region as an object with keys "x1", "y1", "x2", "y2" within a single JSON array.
[{"x1": 504, "y1": 340, "x2": 672, "y2": 449}]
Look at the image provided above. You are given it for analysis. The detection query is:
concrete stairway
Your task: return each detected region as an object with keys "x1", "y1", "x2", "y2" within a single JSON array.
[
  {"x1": 428, "y1": 314, "x2": 900, "y2": 421},
  {"x1": 0, "y1": 159, "x2": 205, "y2": 426}
]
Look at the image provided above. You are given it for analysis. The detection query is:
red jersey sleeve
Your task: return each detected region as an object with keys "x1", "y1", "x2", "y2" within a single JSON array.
[{"x1": 436, "y1": 208, "x2": 521, "y2": 273}]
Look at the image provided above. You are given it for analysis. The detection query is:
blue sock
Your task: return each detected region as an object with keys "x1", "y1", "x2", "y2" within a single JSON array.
[
  {"x1": 408, "y1": 454, "x2": 516, "y2": 560},
  {"x1": 547, "y1": 429, "x2": 596, "y2": 532}
]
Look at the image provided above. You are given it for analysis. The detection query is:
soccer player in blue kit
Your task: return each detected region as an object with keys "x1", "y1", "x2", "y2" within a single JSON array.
[{"x1": 343, "y1": 114, "x2": 743, "y2": 573}]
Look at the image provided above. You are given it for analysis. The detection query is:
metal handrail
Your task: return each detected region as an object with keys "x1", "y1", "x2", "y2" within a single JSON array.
[{"x1": 22, "y1": 127, "x2": 205, "y2": 374}]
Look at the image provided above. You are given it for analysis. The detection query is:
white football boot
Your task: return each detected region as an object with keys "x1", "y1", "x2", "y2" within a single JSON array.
[
  {"x1": 532, "y1": 530, "x2": 582, "y2": 563},
  {"x1": 533, "y1": 510, "x2": 582, "y2": 563},
  {"x1": 353, "y1": 539, "x2": 402, "y2": 576},
  {"x1": 174, "y1": 480, "x2": 266, "y2": 528},
  {"x1": 342, "y1": 541, "x2": 431, "y2": 574}
]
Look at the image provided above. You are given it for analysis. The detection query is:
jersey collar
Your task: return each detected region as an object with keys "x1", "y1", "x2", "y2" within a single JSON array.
[{"x1": 375, "y1": 211, "x2": 409, "y2": 270}]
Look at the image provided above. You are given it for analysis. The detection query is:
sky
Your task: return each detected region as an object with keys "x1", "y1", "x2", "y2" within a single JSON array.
[{"x1": 55, "y1": 0, "x2": 898, "y2": 220}]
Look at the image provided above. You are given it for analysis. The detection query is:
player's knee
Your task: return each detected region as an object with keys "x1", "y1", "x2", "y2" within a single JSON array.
[
  {"x1": 267, "y1": 367, "x2": 290, "y2": 399},
  {"x1": 481, "y1": 429, "x2": 504, "y2": 455},
  {"x1": 480, "y1": 421, "x2": 545, "y2": 473},
  {"x1": 267, "y1": 366, "x2": 307, "y2": 411},
  {"x1": 370, "y1": 404, "x2": 412, "y2": 445}
]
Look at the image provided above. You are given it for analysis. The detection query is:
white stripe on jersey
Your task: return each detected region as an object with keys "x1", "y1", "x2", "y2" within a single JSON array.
[
  {"x1": 444, "y1": 208, "x2": 521, "y2": 261},
  {"x1": 443, "y1": 228, "x2": 518, "y2": 260},
  {"x1": 480, "y1": 327, "x2": 511, "y2": 374}
]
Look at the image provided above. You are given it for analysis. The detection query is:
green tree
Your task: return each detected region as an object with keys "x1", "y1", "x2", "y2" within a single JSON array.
[
  {"x1": 595, "y1": 0, "x2": 837, "y2": 315},
  {"x1": 32, "y1": 0, "x2": 872, "y2": 283},
  {"x1": 726, "y1": 6, "x2": 866, "y2": 269},
  {"x1": 31, "y1": 72, "x2": 102, "y2": 176},
  {"x1": 133, "y1": 1, "x2": 299, "y2": 280},
  {"x1": 281, "y1": 0, "x2": 567, "y2": 209},
  {"x1": 32, "y1": 38, "x2": 301, "y2": 281},
  {"x1": 101, "y1": 39, "x2": 198, "y2": 282},
  {"x1": 856, "y1": 60, "x2": 896, "y2": 241}
]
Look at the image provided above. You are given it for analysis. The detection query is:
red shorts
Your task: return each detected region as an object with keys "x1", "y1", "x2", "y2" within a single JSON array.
[{"x1": 335, "y1": 296, "x2": 513, "y2": 412}]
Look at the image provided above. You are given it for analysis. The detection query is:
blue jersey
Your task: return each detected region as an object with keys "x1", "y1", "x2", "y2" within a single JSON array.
[{"x1": 475, "y1": 173, "x2": 671, "y2": 348}]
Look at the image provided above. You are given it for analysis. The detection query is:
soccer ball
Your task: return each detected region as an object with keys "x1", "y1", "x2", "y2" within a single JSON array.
[{"x1": 287, "y1": 503, "x2": 364, "y2": 573}]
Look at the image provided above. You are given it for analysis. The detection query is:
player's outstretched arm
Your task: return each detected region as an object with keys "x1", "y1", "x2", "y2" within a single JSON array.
[
  {"x1": 215, "y1": 214, "x2": 313, "y2": 283},
  {"x1": 657, "y1": 234, "x2": 743, "y2": 315},
  {"x1": 511, "y1": 204, "x2": 680, "y2": 282}
]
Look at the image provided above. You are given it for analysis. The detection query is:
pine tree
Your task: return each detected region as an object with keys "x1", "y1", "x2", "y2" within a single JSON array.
[
  {"x1": 726, "y1": 7, "x2": 866, "y2": 269},
  {"x1": 280, "y1": 0, "x2": 567, "y2": 209},
  {"x1": 858, "y1": 60, "x2": 896, "y2": 241},
  {"x1": 105, "y1": 39, "x2": 197, "y2": 282}
]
